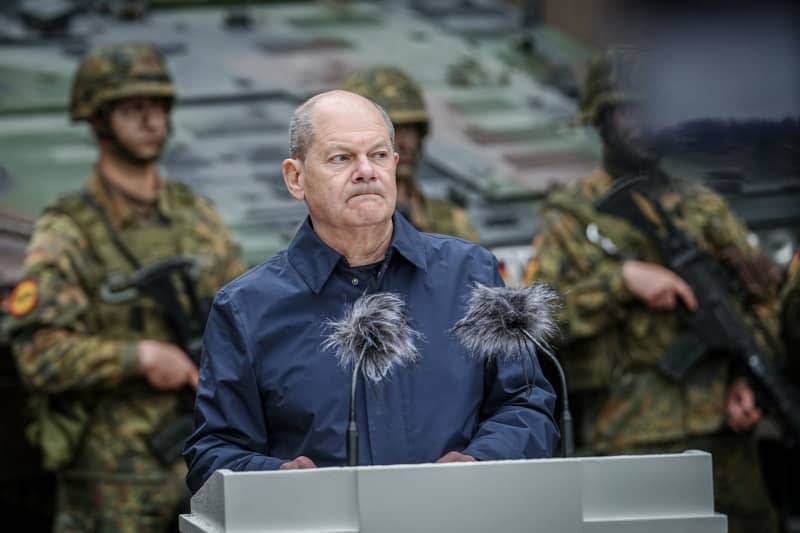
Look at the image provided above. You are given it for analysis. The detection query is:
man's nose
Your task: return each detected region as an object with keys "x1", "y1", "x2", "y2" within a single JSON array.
[
  {"x1": 353, "y1": 155, "x2": 377, "y2": 181},
  {"x1": 142, "y1": 107, "x2": 167, "y2": 130}
]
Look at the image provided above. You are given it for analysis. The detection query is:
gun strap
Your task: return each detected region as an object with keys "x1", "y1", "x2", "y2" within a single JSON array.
[
  {"x1": 80, "y1": 190, "x2": 142, "y2": 270},
  {"x1": 80, "y1": 189, "x2": 201, "y2": 350},
  {"x1": 596, "y1": 176, "x2": 667, "y2": 249}
]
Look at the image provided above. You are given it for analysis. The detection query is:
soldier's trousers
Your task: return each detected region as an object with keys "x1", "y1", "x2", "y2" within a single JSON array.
[
  {"x1": 53, "y1": 461, "x2": 188, "y2": 533},
  {"x1": 620, "y1": 433, "x2": 778, "y2": 533}
]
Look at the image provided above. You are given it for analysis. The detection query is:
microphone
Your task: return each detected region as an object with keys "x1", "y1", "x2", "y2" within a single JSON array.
[
  {"x1": 323, "y1": 292, "x2": 422, "y2": 466},
  {"x1": 450, "y1": 283, "x2": 574, "y2": 457}
]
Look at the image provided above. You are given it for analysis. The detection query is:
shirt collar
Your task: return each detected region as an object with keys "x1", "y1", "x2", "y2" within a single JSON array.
[
  {"x1": 86, "y1": 169, "x2": 172, "y2": 228},
  {"x1": 288, "y1": 211, "x2": 428, "y2": 294}
]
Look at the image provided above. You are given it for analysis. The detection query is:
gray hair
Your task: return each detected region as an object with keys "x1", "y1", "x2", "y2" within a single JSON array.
[{"x1": 288, "y1": 92, "x2": 396, "y2": 160}]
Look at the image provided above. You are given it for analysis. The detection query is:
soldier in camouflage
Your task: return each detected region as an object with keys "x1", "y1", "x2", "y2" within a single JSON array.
[
  {"x1": 341, "y1": 67, "x2": 478, "y2": 241},
  {"x1": 524, "y1": 47, "x2": 781, "y2": 533},
  {"x1": 781, "y1": 251, "x2": 800, "y2": 361},
  {"x1": 3, "y1": 43, "x2": 244, "y2": 532}
]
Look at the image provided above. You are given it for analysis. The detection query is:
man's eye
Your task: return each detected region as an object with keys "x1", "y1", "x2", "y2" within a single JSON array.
[
  {"x1": 372, "y1": 151, "x2": 388, "y2": 159},
  {"x1": 330, "y1": 154, "x2": 350, "y2": 163}
]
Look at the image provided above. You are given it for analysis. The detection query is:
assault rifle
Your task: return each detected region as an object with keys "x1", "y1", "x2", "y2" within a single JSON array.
[
  {"x1": 101, "y1": 256, "x2": 208, "y2": 466},
  {"x1": 595, "y1": 176, "x2": 800, "y2": 441}
]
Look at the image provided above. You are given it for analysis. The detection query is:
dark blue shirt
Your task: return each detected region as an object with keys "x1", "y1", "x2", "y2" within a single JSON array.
[{"x1": 185, "y1": 213, "x2": 559, "y2": 494}]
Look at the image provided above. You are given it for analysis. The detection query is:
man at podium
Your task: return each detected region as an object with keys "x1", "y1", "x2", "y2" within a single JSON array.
[{"x1": 183, "y1": 90, "x2": 560, "y2": 494}]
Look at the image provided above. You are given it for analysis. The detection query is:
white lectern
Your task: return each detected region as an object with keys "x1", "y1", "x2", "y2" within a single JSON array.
[{"x1": 180, "y1": 450, "x2": 726, "y2": 533}]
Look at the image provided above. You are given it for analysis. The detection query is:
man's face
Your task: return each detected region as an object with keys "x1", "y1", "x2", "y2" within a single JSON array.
[
  {"x1": 283, "y1": 93, "x2": 399, "y2": 232},
  {"x1": 107, "y1": 97, "x2": 169, "y2": 163},
  {"x1": 605, "y1": 103, "x2": 659, "y2": 166},
  {"x1": 394, "y1": 124, "x2": 424, "y2": 183}
]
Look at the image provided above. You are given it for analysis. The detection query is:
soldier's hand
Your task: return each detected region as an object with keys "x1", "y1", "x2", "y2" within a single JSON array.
[
  {"x1": 726, "y1": 378, "x2": 762, "y2": 432},
  {"x1": 622, "y1": 260, "x2": 698, "y2": 311},
  {"x1": 137, "y1": 340, "x2": 199, "y2": 391},
  {"x1": 279, "y1": 456, "x2": 317, "y2": 470}
]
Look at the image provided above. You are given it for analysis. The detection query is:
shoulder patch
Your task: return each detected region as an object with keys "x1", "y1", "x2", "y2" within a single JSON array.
[{"x1": 7, "y1": 279, "x2": 38, "y2": 317}]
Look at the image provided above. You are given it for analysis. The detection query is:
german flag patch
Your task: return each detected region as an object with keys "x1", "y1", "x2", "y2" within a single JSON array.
[{"x1": 7, "y1": 279, "x2": 38, "y2": 317}]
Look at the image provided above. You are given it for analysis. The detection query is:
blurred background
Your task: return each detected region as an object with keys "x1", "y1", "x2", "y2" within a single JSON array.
[{"x1": 0, "y1": 0, "x2": 798, "y2": 530}]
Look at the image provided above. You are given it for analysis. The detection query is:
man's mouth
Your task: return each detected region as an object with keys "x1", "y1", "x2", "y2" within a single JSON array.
[{"x1": 350, "y1": 190, "x2": 382, "y2": 199}]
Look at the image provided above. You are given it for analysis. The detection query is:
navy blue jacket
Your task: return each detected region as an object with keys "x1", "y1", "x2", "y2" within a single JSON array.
[{"x1": 185, "y1": 213, "x2": 558, "y2": 494}]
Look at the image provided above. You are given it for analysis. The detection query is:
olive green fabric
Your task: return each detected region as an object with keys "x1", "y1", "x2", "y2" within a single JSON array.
[
  {"x1": 4, "y1": 171, "x2": 244, "y2": 531},
  {"x1": 25, "y1": 394, "x2": 90, "y2": 472},
  {"x1": 781, "y1": 251, "x2": 800, "y2": 366},
  {"x1": 405, "y1": 191, "x2": 477, "y2": 243},
  {"x1": 54, "y1": 462, "x2": 189, "y2": 533},
  {"x1": 70, "y1": 43, "x2": 176, "y2": 121}
]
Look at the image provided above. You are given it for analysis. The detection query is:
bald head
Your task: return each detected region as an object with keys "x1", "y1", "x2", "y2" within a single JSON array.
[{"x1": 288, "y1": 90, "x2": 395, "y2": 161}]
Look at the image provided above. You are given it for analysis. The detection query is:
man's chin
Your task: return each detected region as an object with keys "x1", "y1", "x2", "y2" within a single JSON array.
[
  {"x1": 113, "y1": 142, "x2": 164, "y2": 166},
  {"x1": 348, "y1": 206, "x2": 394, "y2": 227}
]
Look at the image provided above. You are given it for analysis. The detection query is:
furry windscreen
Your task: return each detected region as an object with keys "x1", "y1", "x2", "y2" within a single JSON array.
[
  {"x1": 322, "y1": 292, "x2": 422, "y2": 382},
  {"x1": 450, "y1": 283, "x2": 560, "y2": 361}
]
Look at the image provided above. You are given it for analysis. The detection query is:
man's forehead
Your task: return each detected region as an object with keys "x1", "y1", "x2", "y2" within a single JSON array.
[
  {"x1": 314, "y1": 94, "x2": 382, "y2": 123},
  {"x1": 312, "y1": 100, "x2": 390, "y2": 139}
]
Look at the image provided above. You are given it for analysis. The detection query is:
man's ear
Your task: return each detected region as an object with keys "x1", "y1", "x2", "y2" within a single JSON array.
[
  {"x1": 282, "y1": 158, "x2": 305, "y2": 200},
  {"x1": 393, "y1": 151, "x2": 399, "y2": 166}
]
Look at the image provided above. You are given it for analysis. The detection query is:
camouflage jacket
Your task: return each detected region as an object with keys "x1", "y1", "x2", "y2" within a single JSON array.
[
  {"x1": 525, "y1": 168, "x2": 780, "y2": 452},
  {"x1": 4, "y1": 171, "x2": 244, "y2": 476},
  {"x1": 781, "y1": 251, "x2": 800, "y2": 362},
  {"x1": 404, "y1": 189, "x2": 477, "y2": 243}
]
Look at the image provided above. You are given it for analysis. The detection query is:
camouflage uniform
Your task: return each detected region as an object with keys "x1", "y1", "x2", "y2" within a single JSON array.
[
  {"x1": 781, "y1": 251, "x2": 800, "y2": 360},
  {"x1": 524, "y1": 48, "x2": 779, "y2": 533},
  {"x1": 3, "y1": 44, "x2": 244, "y2": 532},
  {"x1": 341, "y1": 67, "x2": 478, "y2": 242}
]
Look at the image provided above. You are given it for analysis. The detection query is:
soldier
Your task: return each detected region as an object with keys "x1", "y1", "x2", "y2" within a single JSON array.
[
  {"x1": 341, "y1": 66, "x2": 478, "y2": 241},
  {"x1": 3, "y1": 43, "x2": 244, "y2": 532},
  {"x1": 776, "y1": 250, "x2": 800, "y2": 526},
  {"x1": 782, "y1": 250, "x2": 800, "y2": 361},
  {"x1": 524, "y1": 47, "x2": 782, "y2": 533}
]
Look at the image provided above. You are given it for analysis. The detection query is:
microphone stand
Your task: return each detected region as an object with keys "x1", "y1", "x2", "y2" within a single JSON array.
[
  {"x1": 521, "y1": 330, "x2": 574, "y2": 457},
  {"x1": 348, "y1": 355, "x2": 364, "y2": 466}
]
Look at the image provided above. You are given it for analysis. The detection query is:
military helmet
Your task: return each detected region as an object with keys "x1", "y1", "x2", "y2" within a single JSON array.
[
  {"x1": 341, "y1": 66, "x2": 429, "y2": 135},
  {"x1": 578, "y1": 46, "x2": 643, "y2": 125},
  {"x1": 70, "y1": 43, "x2": 175, "y2": 121}
]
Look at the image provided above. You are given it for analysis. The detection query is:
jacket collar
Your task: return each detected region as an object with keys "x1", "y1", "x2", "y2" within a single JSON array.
[
  {"x1": 86, "y1": 169, "x2": 172, "y2": 228},
  {"x1": 288, "y1": 211, "x2": 428, "y2": 294}
]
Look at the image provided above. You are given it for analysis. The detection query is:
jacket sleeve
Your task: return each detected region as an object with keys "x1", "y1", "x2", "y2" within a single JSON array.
[
  {"x1": 7, "y1": 213, "x2": 140, "y2": 394},
  {"x1": 531, "y1": 209, "x2": 633, "y2": 341},
  {"x1": 462, "y1": 260, "x2": 560, "y2": 460},
  {"x1": 184, "y1": 289, "x2": 283, "y2": 494}
]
